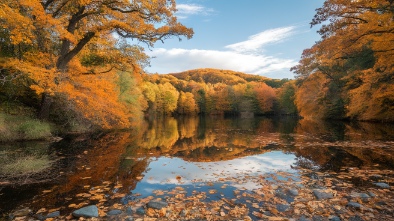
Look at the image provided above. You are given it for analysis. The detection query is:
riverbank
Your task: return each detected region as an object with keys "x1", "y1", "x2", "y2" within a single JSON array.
[{"x1": 0, "y1": 113, "x2": 52, "y2": 142}]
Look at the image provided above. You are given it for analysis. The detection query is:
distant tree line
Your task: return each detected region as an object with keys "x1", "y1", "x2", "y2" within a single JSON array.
[{"x1": 141, "y1": 69, "x2": 297, "y2": 117}]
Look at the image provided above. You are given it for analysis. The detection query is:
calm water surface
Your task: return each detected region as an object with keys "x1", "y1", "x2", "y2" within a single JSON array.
[{"x1": 0, "y1": 116, "x2": 393, "y2": 218}]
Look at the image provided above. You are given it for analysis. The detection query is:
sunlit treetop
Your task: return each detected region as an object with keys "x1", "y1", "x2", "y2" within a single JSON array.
[
  {"x1": 292, "y1": 0, "x2": 393, "y2": 78},
  {"x1": 0, "y1": 0, "x2": 193, "y2": 71}
]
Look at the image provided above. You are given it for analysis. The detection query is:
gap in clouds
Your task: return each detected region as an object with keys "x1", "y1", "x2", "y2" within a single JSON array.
[{"x1": 146, "y1": 26, "x2": 299, "y2": 79}]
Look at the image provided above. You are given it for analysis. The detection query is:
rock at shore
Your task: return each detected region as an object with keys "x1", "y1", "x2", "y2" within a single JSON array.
[
  {"x1": 313, "y1": 189, "x2": 334, "y2": 200},
  {"x1": 147, "y1": 201, "x2": 168, "y2": 210},
  {"x1": 374, "y1": 182, "x2": 390, "y2": 189},
  {"x1": 72, "y1": 205, "x2": 99, "y2": 218}
]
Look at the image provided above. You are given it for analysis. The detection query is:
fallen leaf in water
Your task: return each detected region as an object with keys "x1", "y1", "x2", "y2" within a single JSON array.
[
  {"x1": 36, "y1": 208, "x2": 46, "y2": 214},
  {"x1": 208, "y1": 189, "x2": 217, "y2": 194}
]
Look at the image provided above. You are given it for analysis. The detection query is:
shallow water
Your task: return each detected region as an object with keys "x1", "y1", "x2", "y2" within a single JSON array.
[{"x1": 1, "y1": 116, "x2": 393, "y2": 220}]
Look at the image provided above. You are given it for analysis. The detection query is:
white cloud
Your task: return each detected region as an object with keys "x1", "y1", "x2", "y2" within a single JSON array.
[
  {"x1": 225, "y1": 26, "x2": 296, "y2": 53},
  {"x1": 136, "y1": 151, "x2": 296, "y2": 190},
  {"x1": 146, "y1": 26, "x2": 299, "y2": 78},
  {"x1": 147, "y1": 48, "x2": 297, "y2": 76},
  {"x1": 176, "y1": 4, "x2": 213, "y2": 18},
  {"x1": 177, "y1": 4, "x2": 204, "y2": 14}
]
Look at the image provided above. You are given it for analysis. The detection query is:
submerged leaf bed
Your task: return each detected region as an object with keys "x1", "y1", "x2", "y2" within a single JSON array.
[{"x1": 11, "y1": 164, "x2": 393, "y2": 221}]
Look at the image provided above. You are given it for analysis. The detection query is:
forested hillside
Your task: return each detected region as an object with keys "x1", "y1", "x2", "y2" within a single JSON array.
[{"x1": 140, "y1": 69, "x2": 297, "y2": 116}]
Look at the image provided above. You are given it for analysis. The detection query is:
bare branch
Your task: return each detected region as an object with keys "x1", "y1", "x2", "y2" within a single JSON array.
[{"x1": 0, "y1": 69, "x2": 22, "y2": 85}]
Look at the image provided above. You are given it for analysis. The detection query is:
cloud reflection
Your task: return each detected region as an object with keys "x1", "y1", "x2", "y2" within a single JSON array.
[{"x1": 136, "y1": 151, "x2": 297, "y2": 192}]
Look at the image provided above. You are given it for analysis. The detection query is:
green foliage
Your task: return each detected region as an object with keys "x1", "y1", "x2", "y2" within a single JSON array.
[
  {"x1": 344, "y1": 47, "x2": 375, "y2": 71},
  {"x1": 196, "y1": 89, "x2": 206, "y2": 113},
  {"x1": 264, "y1": 78, "x2": 291, "y2": 88},
  {"x1": 80, "y1": 53, "x2": 107, "y2": 67},
  {"x1": 278, "y1": 82, "x2": 298, "y2": 115},
  {"x1": 17, "y1": 119, "x2": 52, "y2": 140},
  {"x1": 0, "y1": 113, "x2": 52, "y2": 142}
]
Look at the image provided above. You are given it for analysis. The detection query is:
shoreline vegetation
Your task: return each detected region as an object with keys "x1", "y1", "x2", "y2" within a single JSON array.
[
  {"x1": 1, "y1": 66, "x2": 392, "y2": 144},
  {"x1": 0, "y1": 112, "x2": 52, "y2": 143}
]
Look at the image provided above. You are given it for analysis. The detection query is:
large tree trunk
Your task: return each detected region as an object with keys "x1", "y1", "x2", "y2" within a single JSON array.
[
  {"x1": 56, "y1": 32, "x2": 95, "y2": 71},
  {"x1": 38, "y1": 92, "x2": 53, "y2": 120}
]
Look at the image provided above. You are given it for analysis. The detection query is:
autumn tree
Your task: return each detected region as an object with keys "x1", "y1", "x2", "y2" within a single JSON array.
[
  {"x1": 0, "y1": 0, "x2": 193, "y2": 127},
  {"x1": 142, "y1": 69, "x2": 287, "y2": 117},
  {"x1": 294, "y1": 73, "x2": 328, "y2": 119},
  {"x1": 277, "y1": 81, "x2": 297, "y2": 115},
  {"x1": 252, "y1": 82, "x2": 277, "y2": 114},
  {"x1": 156, "y1": 82, "x2": 179, "y2": 115},
  {"x1": 232, "y1": 84, "x2": 254, "y2": 113},
  {"x1": 177, "y1": 91, "x2": 198, "y2": 115},
  {"x1": 292, "y1": 0, "x2": 394, "y2": 121}
]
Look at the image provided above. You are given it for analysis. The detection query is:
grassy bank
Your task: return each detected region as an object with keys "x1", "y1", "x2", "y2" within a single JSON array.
[{"x1": 0, "y1": 113, "x2": 52, "y2": 142}]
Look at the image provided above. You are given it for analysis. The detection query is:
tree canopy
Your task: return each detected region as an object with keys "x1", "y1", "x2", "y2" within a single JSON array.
[
  {"x1": 1, "y1": 0, "x2": 193, "y2": 71},
  {"x1": 292, "y1": 0, "x2": 394, "y2": 121},
  {"x1": 0, "y1": 0, "x2": 194, "y2": 128}
]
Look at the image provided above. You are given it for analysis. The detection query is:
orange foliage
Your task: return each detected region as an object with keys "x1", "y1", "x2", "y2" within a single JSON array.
[
  {"x1": 252, "y1": 82, "x2": 277, "y2": 113},
  {"x1": 177, "y1": 91, "x2": 198, "y2": 115},
  {"x1": 56, "y1": 74, "x2": 135, "y2": 129},
  {"x1": 291, "y1": 0, "x2": 394, "y2": 122},
  {"x1": 347, "y1": 69, "x2": 394, "y2": 121},
  {"x1": 294, "y1": 73, "x2": 328, "y2": 119}
]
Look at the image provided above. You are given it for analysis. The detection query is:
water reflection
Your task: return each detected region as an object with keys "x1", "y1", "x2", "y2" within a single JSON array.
[
  {"x1": 0, "y1": 116, "x2": 393, "y2": 217},
  {"x1": 133, "y1": 151, "x2": 297, "y2": 196}
]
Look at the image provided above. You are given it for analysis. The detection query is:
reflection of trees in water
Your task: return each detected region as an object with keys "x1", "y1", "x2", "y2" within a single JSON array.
[
  {"x1": 2, "y1": 116, "x2": 393, "y2": 215},
  {"x1": 347, "y1": 121, "x2": 394, "y2": 141},
  {"x1": 18, "y1": 119, "x2": 394, "y2": 202},
  {"x1": 140, "y1": 117, "x2": 179, "y2": 151},
  {"x1": 293, "y1": 119, "x2": 394, "y2": 171},
  {"x1": 178, "y1": 116, "x2": 198, "y2": 139},
  {"x1": 295, "y1": 119, "x2": 347, "y2": 141},
  {"x1": 7, "y1": 132, "x2": 149, "y2": 214},
  {"x1": 133, "y1": 116, "x2": 299, "y2": 162},
  {"x1": 295, "y1": 119, "x2": 394, "y2": 142}
]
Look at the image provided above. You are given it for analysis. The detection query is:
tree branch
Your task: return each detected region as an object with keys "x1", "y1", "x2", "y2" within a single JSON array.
[
  {"x1": 80, "y1": 66, "x2": 114, "y2": 75},
  {"x1": 0, "y1": 69, "x2": 21, "y2": 85},
  {"x1": 57, "y1": 32, "x2": 95, "y2": 71}
]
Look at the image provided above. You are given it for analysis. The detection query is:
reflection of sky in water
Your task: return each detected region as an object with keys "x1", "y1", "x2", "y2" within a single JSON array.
[{"x1": 132, "y1": 151, "x2": 298, "y2": 196}]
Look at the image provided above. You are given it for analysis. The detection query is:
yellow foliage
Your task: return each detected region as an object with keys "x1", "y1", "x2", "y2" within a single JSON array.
[{"x1": 177, "y1": 91, "x2": 198, "y2": 115}]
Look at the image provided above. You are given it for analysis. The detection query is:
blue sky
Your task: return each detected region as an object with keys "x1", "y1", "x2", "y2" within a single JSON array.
[{"x1": 145, "y1": 0, "x2": 325, "y2": 79}]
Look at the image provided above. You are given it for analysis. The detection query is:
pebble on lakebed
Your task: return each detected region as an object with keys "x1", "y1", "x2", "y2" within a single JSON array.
[{"x1": 8, "y1": 167, "x2": 394, "y2": 220}]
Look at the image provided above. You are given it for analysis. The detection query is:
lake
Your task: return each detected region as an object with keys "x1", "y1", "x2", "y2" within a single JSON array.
[{"x1": 1, "y1": 116, "x2": 393, "y2": 220}]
